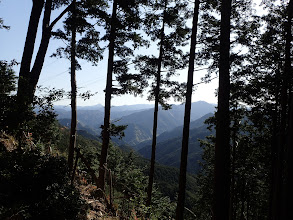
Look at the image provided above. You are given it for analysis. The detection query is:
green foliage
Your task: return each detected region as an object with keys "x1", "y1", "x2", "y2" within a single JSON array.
[
  {"x1": 134, "y1": 0, "x2": 191, "y2": 108},
  {"x1": 193, "y1": 108, "x2": 272, "y2": 219},
  {"x1": 51, "y1": 0, "x2": 105, "y2": 66},
  {"x1": 0, "y1": 66, "x2": 65, "y2": 147},
  {"x1": 0, "y1": 60, "x2": 17, "y2": 131},
  {"x1": 110, "y1": 151, "x2": 176, "y2": 219},
  {"x1": 54, "y1": 128, "x2": 177, "y2": 219},
  {"x1": 0, "y1": 149, "x2": 86, "y2": 219}
]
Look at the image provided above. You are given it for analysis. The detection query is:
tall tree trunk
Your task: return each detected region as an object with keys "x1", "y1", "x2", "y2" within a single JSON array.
[
  {"x1": 68, "y1": 0, "x2": 77, "y2": 175},
  {"x1": 272, "y1": 1, "x2": 293, "y2": 219},
  {"x1": 286, "y1": 96, "x2": 293, "y2": 219},
  {"x1": 97, "y1": 0, "x2": 117, "y2": 195},
  {"x1": 230, "y1": 104, "x2": 238, "y2": 220},
  {"x1": 213, "y1": 0, "x2": 232, "y2": 219},
  {"x1": 284, "y1": 1, "x2": 293, "y2": 219},
  {"x1": 146, "y1": 0, "x2": 168, "y2": 207},
  {"x1": 175, "y1": 1, "x2": 200, "y2": 219},
  {"x1": 16, "y1": 0, "x2": 72, "y2": 129},
  {"x1": 29, "y1": 0, "x2": 53, "y2": 99},
  {"x1": 146, "y1": 0, "x2": 167, "y2": 208},
  {"x1": 16, "y1": 0, "x2": 44, "y2": 130},
  {"x1": 269, "y1": 85, "x2": 279, "y2": 220}
]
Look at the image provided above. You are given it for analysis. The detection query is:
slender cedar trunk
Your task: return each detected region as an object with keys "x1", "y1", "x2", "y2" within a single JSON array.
[
  {"x1": 146, "y1": 0, "x2": 167, "y2": 208},
  {"x1": 230, "y1": 106, "x2": 238, "y2": 220},
  {"x1": 68, "y1": 0, "x2": 77, "y2": 175},
  {"x1": 284, "y1": 1, "x2": 293, "y2": 218},
  {"x1": 269, "y1": 67, "x2": 281, "y2": 220},
  {"x1": 175, "y1": 1, "x2": 200, "y2": 219},
  {"x1": 286, "y1": 95, "x2": 293, "y2": 219},
  {"x1": 240, "y1": 180, "x2": 246, "y2": 220},
  {"x1": 213, "y1": 0, "x2": 232, "y2": 219},
  {"x1": 269, "y1": 84, "x2": 279, "y2": 220},
  {"x1": 273, "y1": 2, "x2": 293, "y2": 219},
  {"x1": 97, "y1": 0, "x2": 117, "y2": 194}
]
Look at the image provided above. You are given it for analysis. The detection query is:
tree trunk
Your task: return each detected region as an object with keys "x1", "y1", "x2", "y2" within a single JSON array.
[
  {"x1": 68, "y1": 0, "x2": 77, "y2": 175},
  {"x1": 283, "y1": 1, "x2": 293, "y2": 219},
  {"x1": 16, "y1": 0, "x2": 44, "y2": 129},
  {"x1": 230, "y1": 106, "x2": 238, "y2": 220},
  {"x1": 285, "y1": 96, "x2": 293, "y2": 219},
  {"x1": 16, "y1": 0, "x2": 72, "y2": 129},
  {"x1": 213, "y1": 0, "x2": 232, "y2": 219},
  {"x1": 29, "y1": 0, "x2": 53, "y2": 99},
  {"x1": 146, "y1": 0, "x2": 167, "y2": 208},
  {"x1": 272, "y1": 1, "x2": 293, "y2": 219},
  {"x1": 175, "y1": 1, "x2": 200, "y2": 219},
  {"x1": 97, "y1": 0, "x2": 117, "y2": 195}
]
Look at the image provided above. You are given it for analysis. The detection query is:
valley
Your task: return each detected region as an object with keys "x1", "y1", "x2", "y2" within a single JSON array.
[{"x1": 55, "y1": 101, "x2": 216, "y2": 173}]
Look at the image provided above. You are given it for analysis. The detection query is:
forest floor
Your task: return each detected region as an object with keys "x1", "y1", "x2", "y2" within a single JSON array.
[{"x1": 78, "y1": 179, "x2": 119, "y2": 220}]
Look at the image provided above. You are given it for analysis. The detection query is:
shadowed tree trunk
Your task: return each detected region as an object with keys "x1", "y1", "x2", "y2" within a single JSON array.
[
  {"x1": 97, "y1": 0, "x2": 117, "y2": 194},
  {"x1": 146, "y1": 0, "x2": 167, "y2": 208},
  {"x1": 68, "y1": 0, "x2": 77, "y2": 175},
  {"x1": 213, "y1": 0, "x2": 232, "y2": 219},
  {"x1": 16, "y1": 0, "x2": 72, "y2": 131},
  {"x1": 272, "y1": 1, "x2": 293, "y2": 219},
  {"x1": 283, "y1": 1, "x2": 293, "y2": 219},
  {"x1": 16, "y1": 0, "x2": 44, "y2": 129},
  {"x1": 175, "y1": 1, "x2": 200, "y2": 219}
]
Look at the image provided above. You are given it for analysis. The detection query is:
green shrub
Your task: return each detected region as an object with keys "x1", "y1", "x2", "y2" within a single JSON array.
[{"x1": 0, "y1": 149, "x2": 87, "y2": 219}]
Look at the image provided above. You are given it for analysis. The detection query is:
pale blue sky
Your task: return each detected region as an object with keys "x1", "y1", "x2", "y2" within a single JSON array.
[{"x1": 0, "y1": 0, "x2": 218, "y2": 107}]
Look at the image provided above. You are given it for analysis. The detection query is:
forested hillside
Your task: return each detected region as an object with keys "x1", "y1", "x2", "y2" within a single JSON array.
[
  {"x1": 56, "y1": 101, "x2": 215, "y2": 146},
  {"x1": 1, "y1": 0, "x2": 293, "y2": 219},
  {"x1": 138, "y1": 115, "x2": 212, "y2": 173}
]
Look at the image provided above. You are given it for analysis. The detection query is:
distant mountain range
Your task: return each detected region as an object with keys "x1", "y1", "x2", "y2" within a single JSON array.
[
  {"x1": 55, "y1": 101, "x2": 216, "y2": 147},
  {"x1": 55, "y1": 101, "x2": 215, "y2": 173},
  {"x1": 137, "y1": 113, "x2": 214, "y2": 174}
]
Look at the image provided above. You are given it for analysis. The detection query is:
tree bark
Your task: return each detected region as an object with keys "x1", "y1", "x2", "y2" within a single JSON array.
[
  {"x1": 283, "y1": 1, "x2": 293, "y2": 219},
  {"x1": 213, "y1": 0, "x2": 232, "y2": 219},
  {"x1": 97, "y1": 0, "x2": 117, "y2": 195},
  {"x1": 68, "y1": 0, "x2": 77, "y2": 175},
  {"x1": 175, "y1": 1, "x2": 200, "y2": 219},
  {"x1": 272, "y1": 2, "x2": 293, "y2": 219},
  {"x1": 146, "y1": 0, "x2": 167, "y2": 208}
]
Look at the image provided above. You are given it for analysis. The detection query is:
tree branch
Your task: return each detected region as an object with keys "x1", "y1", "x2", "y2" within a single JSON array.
[{"x1": 49, "y1": 2, "x2": 73, "y2": 29}]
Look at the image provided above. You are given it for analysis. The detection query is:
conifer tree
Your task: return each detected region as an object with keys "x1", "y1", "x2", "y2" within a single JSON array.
[
  {"x1": 51, "y1": 0, "x2": 106, "y2": 173},
  {"x1": 133, "y1": 0, "x2": 191, "y2": 208},
  {"x1": 69, "y1": 0, "x2": 77, "y2": 175},
  {"x1": 97, "y1": 0, "x2": 148, "y2": 195},
  {"x1": 213, "y1": 0, "x2": 232, "y2": 218},
  {"x1": 281, "y1": 1, "x2": 293, "y2": 218},
  {"x1": 175, "y1": 0, "x2": 200, "y2": 219}
]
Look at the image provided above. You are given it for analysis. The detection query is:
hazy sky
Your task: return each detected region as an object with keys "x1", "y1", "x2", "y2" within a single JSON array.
[{"x1": 0, "y1": 0, "x2": 219, "y2": 106}]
